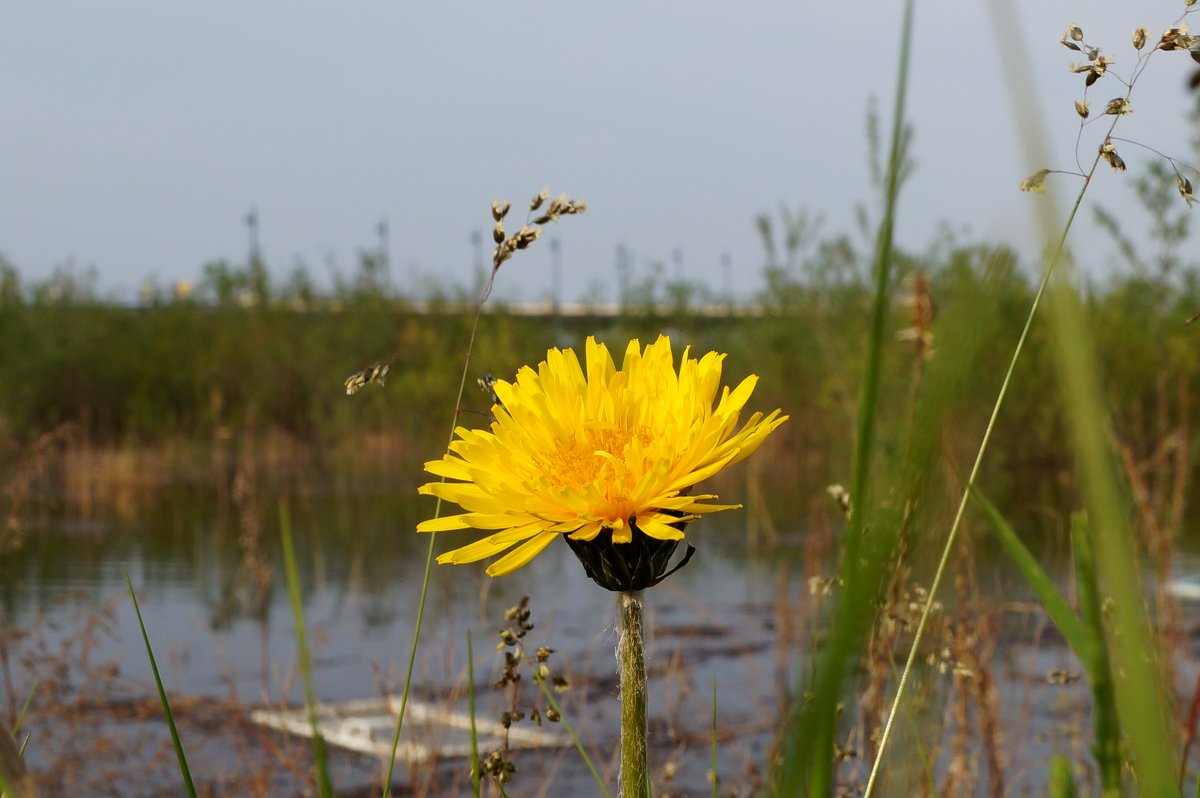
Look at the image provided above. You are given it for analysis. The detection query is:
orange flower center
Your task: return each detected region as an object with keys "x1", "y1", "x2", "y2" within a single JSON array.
[{"x1": 538, "y1": 424, "x2": 652, "y2": 497}]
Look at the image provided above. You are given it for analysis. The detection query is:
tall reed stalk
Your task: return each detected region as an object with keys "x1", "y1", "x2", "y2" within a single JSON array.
[
  {"x1": 867, "y1": 4, "x2": 1184, "y2": 795},
  {"x1": 773, "y1": 1, "x2": 915, "y2": 792}
]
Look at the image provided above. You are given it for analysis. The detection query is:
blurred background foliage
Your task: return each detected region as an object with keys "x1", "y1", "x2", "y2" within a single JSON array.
[{"x1": 0, "y1": 194, "x2": 1197, "y2": 500}]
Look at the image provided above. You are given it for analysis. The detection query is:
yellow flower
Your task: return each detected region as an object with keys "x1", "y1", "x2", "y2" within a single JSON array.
[{"x1": 417, "y1": 335, "x2": 788, "y2": 578}]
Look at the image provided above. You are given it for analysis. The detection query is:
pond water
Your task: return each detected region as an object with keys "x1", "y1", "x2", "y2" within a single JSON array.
[{"x1": 3, "y1": 462, "x2": 1198, "y2": 796}]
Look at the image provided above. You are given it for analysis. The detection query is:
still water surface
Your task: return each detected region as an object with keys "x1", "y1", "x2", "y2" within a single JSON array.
[{"x1": 3, "y1": 466, "x2": 1194, "y2": 796}]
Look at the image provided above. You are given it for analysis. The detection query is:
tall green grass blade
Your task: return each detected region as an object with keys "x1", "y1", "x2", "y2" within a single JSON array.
[
  {"x1": 1071, "y1": 514, "x2": 1122, "y2": 796},
  {"x1": 11, "y1": 680, "x2": 36, "y2": 739},
  {"x1": 125, "y1": 570, "x2": 197, "y2": 798},
  {"x1": 1047, "y1": 754, "x2": 1078, "y2": 798},
  {"x1": 972, "y1": 487, "x2": 1090, "y2": 653},
  {"x1": 774, "y1": 1, "x2": 916, "y2": 793},
  {"x1": 1050, "y1": 260, "x2": 1177, "y2": 797},
  {"x1": 988, "y1": 5, "x2": 1180, "y2": 793},
  {"x1": 0, "y1": 725, "x2": 33, "y2": 798},
  {"x1": 467, "y1": 630, "x2": 481, "y2": 798},
  {"x1": 278, "y1": 502, "x2": 335, "y2": 798},
  {"x1": 974, "y1": 493, "x2": 1125, "y2": 793},
  {"x1": 533, "y1": 673, "x2": 614, "y2": 798}
]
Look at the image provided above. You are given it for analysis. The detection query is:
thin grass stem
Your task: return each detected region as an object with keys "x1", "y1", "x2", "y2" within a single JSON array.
[
  {"x1": 533, "y1": 673, "x2": 614, "y2": 798},
  {"x1": 868, "y1": 5, "x2": 1186, "y2": 794},
  {"x1": 864, "y1": 126, "x2": 1095, "y2": 798},
  {"x1": 467, "y1": 630, "x2": 482, "y2": 798},
  {"x1": 381, "y1": 273, "x2": 495, "y2": 795},
  {"x1": 996, "y1": 4, "x2": 1182, "y2": 793},
  {"x1": 278, "y1": 502, "x2": 335, "y2": 798}
]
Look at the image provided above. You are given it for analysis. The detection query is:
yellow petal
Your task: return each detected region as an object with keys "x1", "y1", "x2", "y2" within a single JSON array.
[
  {"x1": 567, "y1": 520, "x2": 604, "y2": 540},
  {"x1": 417, "y1": 513, "x2": 475, "y2": 533},
  {"x1": 485, "y1": 531, "x2": 560, "y2": 576},
  {"x1": 437, "y1": 522, "x2": 547, "y2": 564},
  {"x1": 636, "y1": 517, "x2": 686, "y2": 541}
]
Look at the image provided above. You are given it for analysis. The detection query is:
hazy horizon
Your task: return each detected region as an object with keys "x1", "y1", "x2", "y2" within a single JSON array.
[{"x1": 3, "y1": 1, "x2": 1198, "y2": 305}]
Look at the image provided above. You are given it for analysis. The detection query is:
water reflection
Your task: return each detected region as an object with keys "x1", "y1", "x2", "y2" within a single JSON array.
[{"x1": 1, "y1": 458, "x2": 1147, "y2": 796}]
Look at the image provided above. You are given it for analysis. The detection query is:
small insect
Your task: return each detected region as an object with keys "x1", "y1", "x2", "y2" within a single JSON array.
[
  {"x1": 344, "y1": 361, "x2": 391, "y2": 396},
  {"x1": 478, "y1": 372, "x2": 503, "y2": 409}
]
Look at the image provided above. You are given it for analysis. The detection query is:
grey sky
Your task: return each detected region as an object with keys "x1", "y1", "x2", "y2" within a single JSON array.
[{"x1": 2, "y1": 2, "x2": 1197, "y2": 304}]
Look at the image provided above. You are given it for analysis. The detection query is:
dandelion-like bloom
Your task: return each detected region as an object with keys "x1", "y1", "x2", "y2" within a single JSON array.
[{"x1": 417, "y1": 335, "x2": 787, "y2": 583}]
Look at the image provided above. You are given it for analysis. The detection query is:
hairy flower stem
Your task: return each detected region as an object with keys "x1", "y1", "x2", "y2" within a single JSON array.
[{"x1": 617, "y1": 590, "x2": 649, "y2": 798}]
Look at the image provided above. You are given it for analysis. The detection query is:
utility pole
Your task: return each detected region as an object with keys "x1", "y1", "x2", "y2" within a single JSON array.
[
  {"x1": 244, "y1": 205, "x2": 267, "y2": 304},
  {"x1": 376, "y1": 217, "x2": 390, "y2": 293},
  {"x1": 469, "y1": 229, "x2": 484, "y2": 292},
  {"x1": 616, "y1": 244, "x2": 631, "y2": 314},
  {"x1": 721, "y1": 252, "x2": 733, "y2": 313},
  {"x1": 244, "y1": 205, "x2": 260, "y2": 260},
  {"x1": 549, "y1": 237, "x2": 562, "y2": 317}
]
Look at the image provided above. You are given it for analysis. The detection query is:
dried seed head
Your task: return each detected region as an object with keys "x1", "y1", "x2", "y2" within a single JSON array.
[
  {"x1": 1061, "y1": 25, "x2": 1084, "y2": 50},
  {"x1": 1104, "y1": 97, "x2": 1131, "y2": 115},
  {"x1": 1046, "y1": 669, "x2": 1082, "y2": 685},
  {"x1": 1074, "y1": 99, "x2": 1090, "y2": 119},
  {"x1": 1019, "y1": 169, "x2": 1051, "y2": 193},
  {"x1": 532, "y1": 195, "x2": 587, "y2": 225},
  {"x1": 491, "y1": 200, "x2": 511, "y2": 221},
  {"x1": 1133, "y1": 27, "x2": 1148, "y2": 50},
  {"x1": 514, "y1": 225, "x2": 541, "y2": 249},
  {"x1": 1160, "y1": 23, "x2": 1199, "y2": 51},
  {"x1": 492, "y1": 221, "x2": 505, "y2": 244},
  {"x1": 1179, "y1": 174, "x2": 1195, "y2": 207},
  {"x1": 827, "y1": 483, "x2": 851, "y2": 514},
  {"x1": 1100, "y1": 141, "x2": 1126, "y2": 172},
  {"x1": 344, "y1": 362, "x2": 391, "y2": 395},
  {"x1": 807, "y1": 575, "x2": 841, "y2": 596},
  {"x1": 833, "y1": 744, "x2": 857, "y2": 763},
  {"x1": 530, "y1": 187, "x2": 549, "y2": 211},
  {"x1": 1070, "y1": 53, "x2": 1113, "y2": 87}
]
